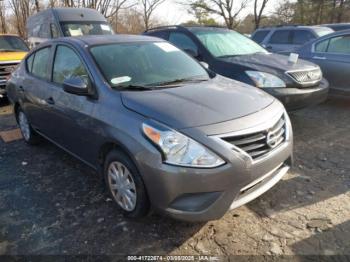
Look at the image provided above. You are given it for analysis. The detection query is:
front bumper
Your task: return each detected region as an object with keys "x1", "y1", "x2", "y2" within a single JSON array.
[
  {"x1": 264, "y1": 78, "x2": 329, "y2": 111},
  {"x1": 137, "y1": 103, "x2": 293, "y2": 222}
]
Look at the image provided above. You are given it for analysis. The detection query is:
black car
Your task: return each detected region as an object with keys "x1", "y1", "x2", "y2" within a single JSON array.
[{"x1": 144, "y1": 26, "x2": 329, "y2": 111}]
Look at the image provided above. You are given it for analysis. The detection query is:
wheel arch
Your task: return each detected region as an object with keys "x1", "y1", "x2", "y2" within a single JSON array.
[{"x1": 98, "y1": 141, "x2": 140, "y2": 172}]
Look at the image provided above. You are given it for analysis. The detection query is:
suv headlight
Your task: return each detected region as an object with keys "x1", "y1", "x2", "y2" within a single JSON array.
[
  {"x1": 142, "y1": 123, "x2": 225, "y2": 168},
  {"x1": 246, "y1": 71, "x2": 286, "y2": 88}
]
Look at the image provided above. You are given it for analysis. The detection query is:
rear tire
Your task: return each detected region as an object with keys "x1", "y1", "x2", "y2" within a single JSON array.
[
  {"x1": 104, "y1": 149, "x2": 150, "y2": 218},
  {"x1": 17, "y1": 108, "x2": 41, "y2": 145}
]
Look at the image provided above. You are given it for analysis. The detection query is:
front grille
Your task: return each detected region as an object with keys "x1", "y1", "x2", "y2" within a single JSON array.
[
  {"x1": 0, "y1": 62, "x2": 19, "y2": 86},
  {"x1": 221, "y1": 115, "x2": 286, "y2": 160},
  {"x1": 286, "y1": 68, "x2": 322, "y2": 85}
]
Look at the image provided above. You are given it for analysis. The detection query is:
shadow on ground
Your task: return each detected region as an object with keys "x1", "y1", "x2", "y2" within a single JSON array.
[{"x1": 291, "y1": 220, "x2": 350, "y2": 255}]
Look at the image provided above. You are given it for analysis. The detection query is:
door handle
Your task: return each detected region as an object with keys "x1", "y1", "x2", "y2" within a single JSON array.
[
  {"x1": 312, "y1": 56, "x2": 326, "y2": 60},
  {"x1": 45, "y1": 97, "x2": 55, "y2": 105}
]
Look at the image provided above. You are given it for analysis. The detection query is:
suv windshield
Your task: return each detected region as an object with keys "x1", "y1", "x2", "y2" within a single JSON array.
[
  {"x1": 61, "y1": 22, "x2": 113, "y2": 36},
  {"x1": 90, "y1": 42, "x2": 209, "y2": 89},
  {"x1": 0, "y1": 35, "x2": 29, "y2": 52},
  {"x1": 192, "y1": 29, "x2": 267, "y2": 58}
]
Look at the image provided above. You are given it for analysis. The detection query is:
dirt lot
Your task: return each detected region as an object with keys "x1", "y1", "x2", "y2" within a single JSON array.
[{"x1": 0, "y1": 97, "x2": 349, "y2": 257}]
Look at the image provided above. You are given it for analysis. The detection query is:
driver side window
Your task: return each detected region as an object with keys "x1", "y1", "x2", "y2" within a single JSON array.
[{"x1": 52, "y1": 45, "x2": 89, "y2": 85}]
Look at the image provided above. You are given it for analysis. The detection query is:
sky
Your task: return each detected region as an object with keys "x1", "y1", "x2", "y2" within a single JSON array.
[{"x1": 153, "y1": 0, "x2": 291, "y2": 25}]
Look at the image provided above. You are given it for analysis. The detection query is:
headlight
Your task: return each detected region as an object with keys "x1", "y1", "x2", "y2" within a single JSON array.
[
  {"x1": 142, "y1": 123, "x2": 225, "y2": 168},
  {"x1": 246, "y1": 71, "x2": 286, "y2": 88}
]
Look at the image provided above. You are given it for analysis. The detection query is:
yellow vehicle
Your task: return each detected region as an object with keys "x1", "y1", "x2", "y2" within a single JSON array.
[{"x1": 0, "y1": 34, "x2": 29, "y2": 97}]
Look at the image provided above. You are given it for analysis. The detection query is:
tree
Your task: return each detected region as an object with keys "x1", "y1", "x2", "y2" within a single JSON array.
[
  {"x1": 140, "y1": 0, "x2": 165, "y2": 30},
  {"x1": 254, "y1": 0, "x2": 269, "y2": 29},
  {"x1": 0, "y1": 0, "x2": 7, "y2": 33},
  {"x1": 186, "y1": 0, "x2": 249, "y2": 29}
]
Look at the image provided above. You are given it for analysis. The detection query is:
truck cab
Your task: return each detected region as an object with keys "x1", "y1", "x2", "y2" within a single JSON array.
[{"x1": 0, "y1": 34, "x2": 28, "y2": 98}]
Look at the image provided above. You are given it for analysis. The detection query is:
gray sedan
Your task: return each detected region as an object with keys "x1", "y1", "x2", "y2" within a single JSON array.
[
  {"x1": 296, "y1": 29, "x2": 350, "y2": 95},
  {"x1": 6, "y1": 35, "x2": 293, "y2": 221}
]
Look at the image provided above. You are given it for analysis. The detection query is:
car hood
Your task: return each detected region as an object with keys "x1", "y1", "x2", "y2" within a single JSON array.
[
  {"x1": 121, "y1": 76, "x2": 274, "y2": 129},
  {"x1": 220, "y1": 52, "x2": 318, "y2": 75}
]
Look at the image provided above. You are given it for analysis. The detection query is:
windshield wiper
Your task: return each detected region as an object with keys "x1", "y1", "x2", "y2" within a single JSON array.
[
  {"x1": 152, "y1": 77, "x2": 208, "y2": 87},
  {"x1": 116, "y1": 85, "x2": 155, "y2": 91}
]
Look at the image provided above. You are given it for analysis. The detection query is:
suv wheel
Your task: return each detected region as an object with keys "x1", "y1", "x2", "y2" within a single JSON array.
[
  {"x1": 17, "y1": 109, "x2": 40, "y2": 145},
  {"x1": 104, "y1": 150, "x2": 150, "y2": 218}
]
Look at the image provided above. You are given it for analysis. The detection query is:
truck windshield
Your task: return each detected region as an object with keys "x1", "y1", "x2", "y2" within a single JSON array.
[
  {"x1": 61, "y1": 22, "x2": 113, "y2": 37},
  {"x1": 90, "y1": 42, "x2": 209, "y2": 90},
  {"x1": 0, "y1": 36, "x2": 29, "y2": 52},
  {"x1": 192, "y1": 29, "x2": 268, "y2": 58}
]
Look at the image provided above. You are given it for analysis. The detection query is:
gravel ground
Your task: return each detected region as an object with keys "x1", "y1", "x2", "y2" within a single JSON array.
[{"x1": 0, "y1": 97, "x2": 349, "y2": 257}]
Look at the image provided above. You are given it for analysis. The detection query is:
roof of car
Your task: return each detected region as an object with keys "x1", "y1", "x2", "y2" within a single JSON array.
[
  {"x1": 28, "y1": 7, "x2": 107, "y2": 22},
  {"x1": 322, "y1": 23, "x2": 350, "y2": 26},
  {"x1": 316, "y1": 28, "x2": 350, "y2": 39},
  {"x1": 52, "y1": 34, "x2": 164, "y2": 46},
  {"x1": 144, "y1": 25, "x2": 236, "y2": 36},
  {"x1": 255, "y1": 25, "x2": 331, "y2": 31}
]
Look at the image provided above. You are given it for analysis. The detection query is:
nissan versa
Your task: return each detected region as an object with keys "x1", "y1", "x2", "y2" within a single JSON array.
[
  {"x1": 144, "y1": 26, "x2": 329, "y2": 111},
  {"x1": 6, "y1": 35, "x2": 293, "y2": 221}
]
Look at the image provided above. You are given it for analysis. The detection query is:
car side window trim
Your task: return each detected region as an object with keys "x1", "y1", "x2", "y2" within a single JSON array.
[{"x1": 26, "y1": 45, "x2": 53, "y2": 82}]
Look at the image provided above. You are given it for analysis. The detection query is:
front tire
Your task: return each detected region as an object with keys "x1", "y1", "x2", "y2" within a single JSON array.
[
  {"x1": 104, "y1": 150, "x2": 150, "y2": 218},
  {"x1": 17, "y1": 108, "x2": 40, "y2": 145}
]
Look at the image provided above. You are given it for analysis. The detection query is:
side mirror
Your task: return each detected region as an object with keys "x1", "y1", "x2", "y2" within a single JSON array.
[
  {"x1": 63, "y1": 76, "x2": 90, "y2": 96},
  {"x1": 184, "y1": 48, "x2": 199, "y2": 58}
]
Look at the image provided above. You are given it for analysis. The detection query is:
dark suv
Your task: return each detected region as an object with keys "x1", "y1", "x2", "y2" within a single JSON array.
[{"x1": 144, "y1": 26, "x2": 329, "y2": 111}]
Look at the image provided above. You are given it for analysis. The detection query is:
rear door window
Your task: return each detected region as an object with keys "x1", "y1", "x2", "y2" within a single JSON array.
[
  {"x1": 327, "y1": 35, "x2": 350, "y2": 54},
  {"x1": 315, "y1": 39, "x2": 330, "y2": 52},
  {"x1": 269, "y1": 30, "x2": 292, "y2": 44},
  {"x1": 252, "y1": 30, "x2": 270, "y2": 43},
  {"x1": 31, "y1": 47, "x2": 51, "y2": 80},
  {"x1": 292, "y1": 30, "x2": 316, "y2": 45}
]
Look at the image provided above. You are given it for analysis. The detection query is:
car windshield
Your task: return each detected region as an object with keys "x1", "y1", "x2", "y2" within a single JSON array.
[
  {"x1": 0, "y1": 35, "x2": 29, "y2": 52},
  {"x1": 193, "y1": 29, "x2": 268, "y2": 58},
  {"x1": 90, "y1": 42, "x2": 209, "y2": 90},
  {"x1": 61, "y1": 22, "x2": 113, "y2": 37},
  {"x1": 314, "y1": 27, "x2": 334, "y2": 37}
]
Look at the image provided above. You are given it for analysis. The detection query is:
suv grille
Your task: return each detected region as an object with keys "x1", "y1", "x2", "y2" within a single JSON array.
[
  {"x1": 0, "y1": 62, "x2": 19, "y2": 87},
  {"x1": 286, "y1": 68, "x2": 322, "y2": 85},
  {"x1": 221, "y1": 115, "x2": 286, "y2": 160}
]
